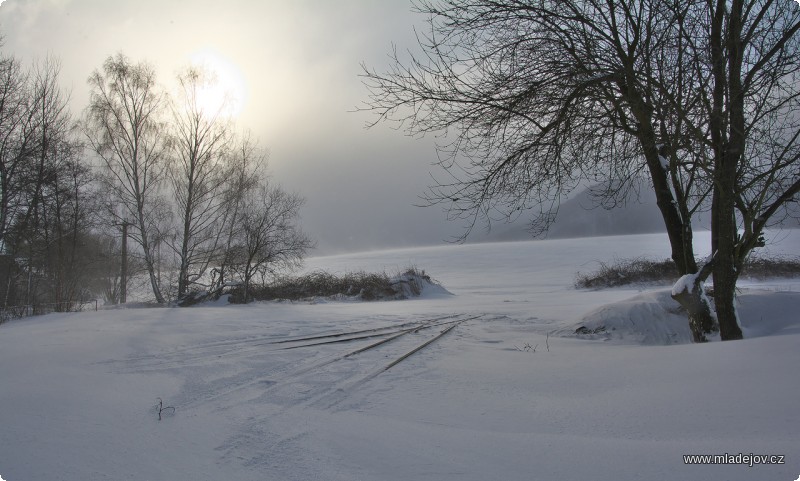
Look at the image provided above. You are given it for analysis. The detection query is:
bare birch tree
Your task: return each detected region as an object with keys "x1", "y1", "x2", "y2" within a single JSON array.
[
  {"x1": 84, "y1": 54, "x2": 169, "y2": 304},
  {"x1": 168, "y1": 67, "x2": 233, "y2": 299}
]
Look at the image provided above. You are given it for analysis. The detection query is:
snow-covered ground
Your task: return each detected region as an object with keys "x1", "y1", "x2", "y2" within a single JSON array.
[{"x1": 1, "y1": 231, "x2": 798, "y2": 481}]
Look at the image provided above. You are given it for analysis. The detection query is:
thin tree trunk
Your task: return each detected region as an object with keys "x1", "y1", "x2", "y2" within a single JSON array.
[
  {"x1": 177, "y1": 168, "x2": 195, "y2": 300},
  {"x1": 138, "y1": 214, "x2": 164, "y2": 304},
  {"x1": 121, "y1": 222, "x2": 128, "y2": 304}
]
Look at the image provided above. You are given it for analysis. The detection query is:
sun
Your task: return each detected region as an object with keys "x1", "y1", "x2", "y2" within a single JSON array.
[{"x1": 187, "y1": 49, "x2": 247, "y2": 118}]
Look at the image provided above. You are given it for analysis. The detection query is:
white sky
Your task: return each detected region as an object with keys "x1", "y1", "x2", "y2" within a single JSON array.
[{"x1": 0, "y1": 0, "x2": 493, "y2": 254}]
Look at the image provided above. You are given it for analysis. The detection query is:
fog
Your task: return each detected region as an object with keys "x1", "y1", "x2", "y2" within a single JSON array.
[{"x1": 0, "y1": 0, "x2": 667, "y2": 254}]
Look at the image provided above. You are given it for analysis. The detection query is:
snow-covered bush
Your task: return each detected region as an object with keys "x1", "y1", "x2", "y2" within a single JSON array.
[{"x1": 226, "y1": 267, "x2": 448, "y2": 303}]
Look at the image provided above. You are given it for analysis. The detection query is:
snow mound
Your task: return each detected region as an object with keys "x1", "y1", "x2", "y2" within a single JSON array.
[
  {"x1": 389, "y1": 270, "x2": 453, "y2": 299},
  {"x1": 560, "y1": 289, "x2": 694, "y2": 345},
  {"x1": 272, "y1": 270, "x2": 453, "y2": 304},
  {"x1": 559, "y1": 288, "x2": 800, "y2": 345},
  {"x1": 335, "y1": 270, "x2": 452, "y2": 301}
]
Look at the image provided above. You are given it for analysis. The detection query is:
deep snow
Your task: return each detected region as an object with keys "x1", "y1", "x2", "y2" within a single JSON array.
[{"x1": 0, "y1": 231, "x2": 798, "y2": 481}]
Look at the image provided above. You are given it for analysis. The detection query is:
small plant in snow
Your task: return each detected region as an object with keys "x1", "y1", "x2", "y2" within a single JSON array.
[
  {"x1": 515, "y1": 342, "x2": 535, "y2": 352},
  {"x1": 515, "y1": 333, "x2": 550, "y2": 353},
  {"x1": 156, "y1": 397, "x2": 175, "y2": 421}
]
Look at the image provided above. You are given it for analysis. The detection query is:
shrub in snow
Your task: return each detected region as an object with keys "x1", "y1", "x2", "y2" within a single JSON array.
[
  {"x1": 575, "y1": 255, "x2": 800, "y2": 289},
  {"x1": 225, "y1": 267, "x2": 450, "y2": 303},
  {"x1": 575, "y1": 258, "x2": 679, "y2": 288}
]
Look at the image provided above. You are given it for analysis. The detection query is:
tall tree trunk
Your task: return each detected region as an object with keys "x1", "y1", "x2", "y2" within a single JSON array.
[
  {"x1": 711, "y1": 155, "x2": 743, "y2": 340},
  {"x1": 627, "y1": 91, "x2": 717, "y2": 341},
  {"x1": 121, "y1": 223, "x2": 128, "y2": 304},
  {"x1": 176, "y1": 167, "x2": 195, "y2": 300},
  {"x1": 177, "y1": 226, "x2": 190, "y2": 299},
  {"x1": 710, "y1": 0, "x2": 745, "y2": 340}
]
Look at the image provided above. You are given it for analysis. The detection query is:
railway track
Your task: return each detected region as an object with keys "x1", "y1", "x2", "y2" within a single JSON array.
[
  {"x1": 106, "y1": 314, "x2": 461, "y2": 372},
  {"x1": 265, "y1": 314, "x2": 483, "y2": 410},
  {"x1": 120, "y1": 313, "x2": 487, "y2": 411}
]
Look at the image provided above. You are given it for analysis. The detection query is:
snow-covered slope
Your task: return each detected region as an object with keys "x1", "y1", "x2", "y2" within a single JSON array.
[{"x1": 0, "y1": 232, "x2": 798, "y2": 481}]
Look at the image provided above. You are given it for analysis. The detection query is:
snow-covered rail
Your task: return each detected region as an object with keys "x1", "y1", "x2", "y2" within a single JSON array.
[
  {"x1": 109, "y1": 313, "x2": 486, "y2": 411},
  {"x1": 288, "y1": 314, "x2": 481, "y2": 409}
]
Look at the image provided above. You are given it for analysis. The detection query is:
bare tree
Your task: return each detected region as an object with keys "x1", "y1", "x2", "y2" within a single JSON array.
[
  {"x1": 361, "y1": 0, "x2": 799, "y2": 342},
  {"x1": 229, "y1": 182, "x2": 313, "y2": 303},
  {"x1": 0, "y1": 54, "x2": 99, "y2": 310},
  {"x1": 0, "y1": 53, "x2": 33, "y2": 250},
  {"x1": 361, "y1": 0, "x2": 716, "y2": 340},
  {"x1": 705, "y1": 0, "x2": 799, "y2": 340},
  {"x1": 168, "y1": 66, "x2": 234, "y2": 300},
  {"x1": 210, "y1": 131, "x2": 264, "y2": 297},
  {"x1": 83, "y1": 54, "x2": 169, "y2": 304},
  {"x1": 0, "y1": 52, "x2": 88, "y2": 309},
  {"x1": 654, "y1": 0, "x2": 800, "y2": 340}
]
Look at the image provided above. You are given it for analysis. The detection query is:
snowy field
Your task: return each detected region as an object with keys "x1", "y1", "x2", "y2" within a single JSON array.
[{"x1": 1, "y1": 231, "x2": 799, "y2": 481}]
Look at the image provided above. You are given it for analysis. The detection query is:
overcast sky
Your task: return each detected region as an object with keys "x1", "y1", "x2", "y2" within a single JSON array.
[{"x1": 0, "y1": 0, "x2": 509, "y2": 254}]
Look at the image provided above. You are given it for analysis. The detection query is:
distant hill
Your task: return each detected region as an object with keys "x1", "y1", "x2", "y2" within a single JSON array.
[
  {"x1": 484, "y1": 186, "x2": 800, "y2": 242},
  {"x1": 483, "y1": 188, "x2": 709, "y2": 241}
]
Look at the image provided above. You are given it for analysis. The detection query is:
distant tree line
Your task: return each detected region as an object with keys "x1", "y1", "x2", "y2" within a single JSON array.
[{"x1": 0, "y1": 46, "x2": 312, "y2": 315}]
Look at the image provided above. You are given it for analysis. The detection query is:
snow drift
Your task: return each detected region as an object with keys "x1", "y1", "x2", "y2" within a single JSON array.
[{"x1": 562, "y1": 287, "x2": 800, "y2": 345}]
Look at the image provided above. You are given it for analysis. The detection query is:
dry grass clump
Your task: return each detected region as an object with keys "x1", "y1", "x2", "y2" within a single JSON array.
[
  {"x1": 739, "y1": 256, "x2": 800, "y2": 280},
  {"x1": 575, "y1": 257, "x2": 678, "y2": 289}
]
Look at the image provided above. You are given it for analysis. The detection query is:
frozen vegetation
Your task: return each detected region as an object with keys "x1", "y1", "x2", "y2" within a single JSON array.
[{"x1": 0, "y1": 231, "x2": 798, "y2": 480}]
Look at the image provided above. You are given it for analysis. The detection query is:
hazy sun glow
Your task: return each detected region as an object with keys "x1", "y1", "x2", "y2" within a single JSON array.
[{"x1": 188, "y1": 49, "x2": 247, "y2": 118}]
